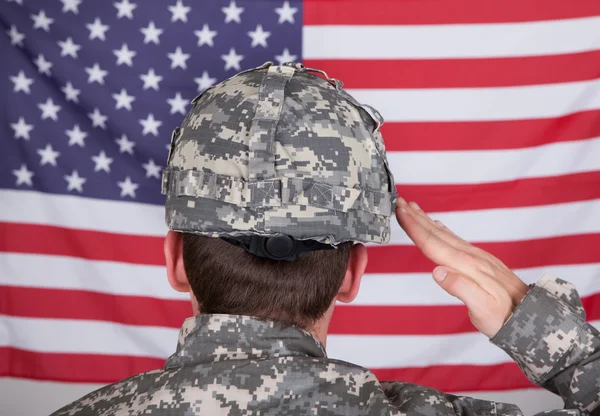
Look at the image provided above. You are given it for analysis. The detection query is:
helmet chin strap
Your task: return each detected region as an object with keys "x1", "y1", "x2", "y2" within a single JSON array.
[{"x1": 220, "y1": 234, "x2": 335, "y2": 262}]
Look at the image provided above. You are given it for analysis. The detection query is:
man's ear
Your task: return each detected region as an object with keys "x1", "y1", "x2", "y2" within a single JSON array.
[
  {"x1": 164, "y1": 230, "x2": 191, "y2": 293},
  {"x1": 336, "y1": 243, "x2": 368, "y2": 304}
]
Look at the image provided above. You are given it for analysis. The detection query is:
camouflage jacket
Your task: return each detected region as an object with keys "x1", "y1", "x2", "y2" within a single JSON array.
[{"x1": 52, "y1": 275, "x2": 600, "y2": 416}]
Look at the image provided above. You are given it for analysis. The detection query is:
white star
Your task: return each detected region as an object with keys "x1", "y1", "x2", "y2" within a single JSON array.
[
  {"x1": 114, "y1": 0, "x2": 137, "y2": 19},
  {"x1": 139, "y1": 113, "x2": 162, "y2": 136},
  {"x1": 222, "y1": 0, "x2": 243, "y2": 23},
  {"x1": 38, "y1": 98, "x2": 61, "y2": 121},
  {"x1": 118, "y1": 177, "x2": 139, "y2": 198},
  {"x1": 57, "y1": 37, "x2": 81, "y2": 58},
  {"x1": 248, "y1": 24, "x2": 270, "y2": 48},
  {"x1": 140, "y1": 68, "x2": 163, "y2": 90},
  {"x1": 194, "y1": 24, "x2": 217, "y2": 47},
  {"x1": 221, "y1": 47, "x2": 244, "y2": 71},
  {"x1": 143, "y1": 159, "x2": 162, "y2": 179},
  {"x1": 7, "y1": 25, "x2": 25, "y2": 46},
  {"x1": 6, "y1": 0, "x2": 24, "y2": 5},
  {"x1": 112, "y1": 88, "x2": 135, "y2": 110},
  {"x1": 31, "y1": 9, "x2": 54, "y2": 32},
  {"x1": 62, "y1": 82, "x2": 81, "y2": 102},
  {"x1": 64, "y1": 170, "x2": 86, "y2": 192},
  {"x1": 275, "y1": 1, "x2": 298, "y2": 24},
  {"x1": 167, "y1": 92, "x2": 188, "y2": 115},
  {"x1": 140, "y1": 21, "x2": 163, "y2": 44},
  {"x1": 91, "y1": 150, "x2": 114, "y2": 172},
  {"x1": 113, "y1": 43, "x2": 136, "y2": 66},
  {"x1": 34, "y1": 54, "x2": 52, "y2": 75},
  {"x1": 115, "y1": 134, "x2": 135, "y2": 154},
  {"x1": 11, "y1": 117, "x2": 34, "y2": 140},
  {"x1": 61, "y1": 0, "x2": 82, "y2": 14},
  {"x1": 37, "y1": 144, "x2": 60, "y2": 166},
  {"x1": 10, "y1": 71, "x2": 34, "y2": 94},
  {"x1": 66, "y1": 124, "x2": 88, "y2": 146},
  {"x1": 85, "y1": 62, "x2": 108, "y2": 84},
  {"x1": 194, "y1": 70, "x2": 217, "y2": 92},
  {"x1": 168, "y1": 0, "x2": 191, "y2": 23},
  {"x1": 89, "y1": 108, "x2": 108, "y2": 129},
  {"x1": 13, "y1": 164, "x2": 34, "y2": 187},
  {"x1": 86, "y1": 18, "x2": 109, "y2": 41},
  {"x1": 167, "y1": 46, "x2": 190, "y2": 70},
  {"x1": 275, "y1": 48, "x2": 297, "y2": 65}
]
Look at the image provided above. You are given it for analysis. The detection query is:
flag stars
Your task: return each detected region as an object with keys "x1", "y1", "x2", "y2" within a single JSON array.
[
  {"x1": 118, "y1": 177, "x2": 139, "y2": 198},
  {"x1": 115, "y1": 134, "x2": 135, "y2": 154},
  {"x1": 113, "y1": 88, "x2": 135, "y2": 110},
  {"x1": 61, "y1": 0, "x2": 82, "y2": 14},
  {"x1": 139, "y1": 113, "x2": 162, "y2": 136},
  {"x1": 221, "y1": 47, "x2": 244, "y2": 71},
  {"x1": 38, "y1": 98, "x2": 61, "y2": 121},
  {"x1": 275, "y1": 1, "x2": 298, "y2": 24},
  {"x1": 222, "y1": 0, "x2": 244, "y2": 23},
  {"x1": 31, "y1": 9, "x2": 54, "y2": 31},
  {"x1": 66, "y1": 124, "x2": 88, "y2": 147},
  {"x1": 167, "y1": 92, "x2": 188, "y2": 115},
  {"x1": 37, "y1": 144, "x2": 60, "y2": 166},
  {"x1": 168, "y1": 46, "x2": 190, "y2": 70},
  {"x1": 89, "y1": 108, "x2": 108, "y2": 129},
  {"x1": 10, "y1": 71, "x2": 34, "y2": 94},
  {"x1": 13, "y1": 164, "x2": 34, "y2": 187},
  {"x1": 143, "y1": 159, "x2": 162, "y2": 179},
  {"x1": 91, "y1": 151, "x2": 114, "y2": 172},
  {"x1": 113, "y1": 43, "x2": 137, "y2": 66},
  {"x1": 7, "y1": 25, "x2": 25, "y2": 46},
  {"x1": 194, "y1": 24, "x2": 217, "y2": 47},
  {"x1": 62, "y1": 82, "x2": 81, "y2": 102},
  {"x1": 58, "y1": 37, "x2": 81, "y2": 58},
  {"x1": 114, "y1": 0, "x2": 137, "y2": 19},
  {"x1": 248, "y1": 24, "x2": 270, "y2": 47},
  {"x1": 85, "y1": 63, "x2": 109, "y2": 84},
  {"x1": 140, "y1": 68, "x2": 163, "y2": 90},
  {"x1": 194, "y1": 71, "x2": 216, "y2": 92},
  {"x1": 64, "y1": 170, "x2": 87, "y2": 192},
  {"x1": 11, "y1": 117, "x2": 34, "y2": 140},
  {"x1": 87, "y1": 18, "x2": 110, "y2": 41},
  {"x1": 140, "y1": 21, "x2": 163, "y2": 44},
  {"x1": 34, "y1": 54, "x2": 53, "y2": 75},
  {"x1": 169, "y1": 0, "x2": 191, "y2": 23},
  {"x1": 275, "y1": 48, "x2": 297, "y2": 65}
]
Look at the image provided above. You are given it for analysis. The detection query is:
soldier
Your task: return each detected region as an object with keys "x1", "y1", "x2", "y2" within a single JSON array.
[{"x1": 51, "y1": 62, "x2": 600, "y2": 415}]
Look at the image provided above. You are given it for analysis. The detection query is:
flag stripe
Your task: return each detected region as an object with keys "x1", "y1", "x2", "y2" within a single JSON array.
[
  {"x1": 303, "y1": 17, "x2": 600, "y2": 59},
  {"x1": 304, "y1": 0, "x2": 600, "y2": 25},
  {"x1": 304, "y1": 51, "x2": 600, "y2": 89}
]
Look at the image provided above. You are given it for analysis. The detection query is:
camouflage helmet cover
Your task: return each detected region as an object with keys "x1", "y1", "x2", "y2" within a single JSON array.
[{"x1": 161, "y1": 62, "x2": 397, "y2": 245}]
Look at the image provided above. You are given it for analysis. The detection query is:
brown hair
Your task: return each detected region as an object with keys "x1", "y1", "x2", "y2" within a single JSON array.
[{"x1": 182, "y1": 234, "x2": 352, "y2": 329}]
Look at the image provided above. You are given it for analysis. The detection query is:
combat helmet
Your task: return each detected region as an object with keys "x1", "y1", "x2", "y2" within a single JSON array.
[{"x1": 161, "y1": 62, "x2": 397, "y2": 261}]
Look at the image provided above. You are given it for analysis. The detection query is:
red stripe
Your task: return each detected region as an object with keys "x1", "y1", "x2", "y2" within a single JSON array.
[
  {"x1": 304, "y1": 0, "x2": 600, "y2": 25},
  {"x1": 381, "y1": 110, "x2": 600, "y2": 151},
  {"x1": 2, "y1": 285, "x2": 599, "y2": 335},
  {"x1": 0, "y1": 347, "x2": 533, "y2": 392},
  {"x1": 396, "y1": 172, "x2": 600, "y2": 212},
  {"x1": 304, "y1": 53, "x2": 600, "y2": 89}
]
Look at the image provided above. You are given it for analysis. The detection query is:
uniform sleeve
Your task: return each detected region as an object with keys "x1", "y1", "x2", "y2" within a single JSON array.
[{"x1": 490, "y1": 275, "x2": 600, "y2": 415}]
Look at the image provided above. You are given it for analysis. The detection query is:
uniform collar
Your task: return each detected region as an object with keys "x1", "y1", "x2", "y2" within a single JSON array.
[{"x1": 164, "y1": 314, "x2": 327, "y2": 369}]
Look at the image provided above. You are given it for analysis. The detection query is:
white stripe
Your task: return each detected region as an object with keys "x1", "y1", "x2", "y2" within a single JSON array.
[
  {"x1": 3, "y1": 191, "x2": 599, "y2": 246},
  {"x1": 347, "y1": 80, "x2": 600, "y2": 122},
  {"x1": 2, "y1": 315, "x2": 597, "y2": 369},
  {"x1": 3, "y1": 253, "x2": 598, "y2": 307},
  {"x1": 303, "y1": 16, "x2": 600, "y2": 59},
  {"x1": 389, "y1": 137, "x2": 600, "y2": 185},
  {"x1": 389, "y1": 199, "x2": 600, "y2": 244}
]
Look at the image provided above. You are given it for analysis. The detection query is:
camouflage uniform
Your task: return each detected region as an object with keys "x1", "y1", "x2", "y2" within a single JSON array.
[{"x1": 52, "y1": 275, "x2": 600, "y2": 415}]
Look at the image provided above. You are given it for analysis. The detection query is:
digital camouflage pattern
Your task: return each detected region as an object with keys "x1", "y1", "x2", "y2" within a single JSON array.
[
  {"x1": 161, "y1": 62, "x2": 397, "y2": 245},
  {"x1": 51, "y1": 275, "x2": 600, "y2": 416}
]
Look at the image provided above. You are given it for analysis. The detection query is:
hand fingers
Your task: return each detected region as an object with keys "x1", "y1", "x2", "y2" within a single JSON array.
[
  {"x1": 432, "y1": 266, "x2": 490, "y2": 312},
  {"x1": 405, "y1": 200, "x2": 470, "y2": 249}
]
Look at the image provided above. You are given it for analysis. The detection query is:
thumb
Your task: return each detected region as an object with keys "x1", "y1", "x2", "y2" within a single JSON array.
[{"x1": 432, "y1": 267, "x2": 487, "y2": 310}]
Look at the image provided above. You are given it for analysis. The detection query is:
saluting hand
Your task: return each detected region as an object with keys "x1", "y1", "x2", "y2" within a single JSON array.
[{"x1": 395, "y1": 198, "x2": 530, "y2": 338}]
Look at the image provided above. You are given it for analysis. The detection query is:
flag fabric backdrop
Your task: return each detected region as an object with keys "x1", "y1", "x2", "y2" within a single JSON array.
[{"x1": 2, "y1": 0, "x2": 600, "y2": 413}]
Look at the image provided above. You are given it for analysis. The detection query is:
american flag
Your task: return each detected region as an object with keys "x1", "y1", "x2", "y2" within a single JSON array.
[{"x1": 2, "y1": 0, "x2": 600, "y2": 413}]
